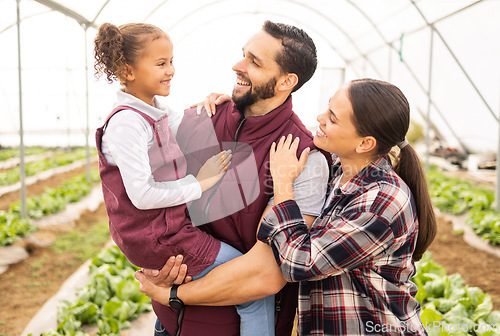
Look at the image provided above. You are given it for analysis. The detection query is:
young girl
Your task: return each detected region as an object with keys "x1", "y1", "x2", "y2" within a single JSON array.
[
  {"x1": 94, "y1": 23, "x2": 274, "y2": 336},
  {"x1": 258, "y1": 78, "x2": 437, "y2": 335}
]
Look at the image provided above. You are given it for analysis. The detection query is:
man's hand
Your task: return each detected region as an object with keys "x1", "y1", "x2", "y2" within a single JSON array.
[
  {"x1": 191, "y1": 93, "x2": 231, "y2": 116},
  {"x1": 134, "y1": 255, "x2": 192, "y2": 305},
  {"x1": 137, "y1": 254, "x2": 192, "y2": 287},
  {"x1": 134, "y1": 270, "x2": 171, "y2": 306}
]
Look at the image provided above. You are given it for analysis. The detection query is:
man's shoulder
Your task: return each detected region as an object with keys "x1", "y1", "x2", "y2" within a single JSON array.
[{"x1": 285, "y1": 112, "x2": 314, "y2": 140}]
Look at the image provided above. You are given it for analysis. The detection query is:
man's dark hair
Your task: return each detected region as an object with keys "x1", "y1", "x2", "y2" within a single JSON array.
[{"x1": 262, "y1": 20, "x2": 317, "y2": 92}]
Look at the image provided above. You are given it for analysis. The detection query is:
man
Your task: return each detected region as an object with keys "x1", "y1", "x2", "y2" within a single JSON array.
[{"x1": 138, "y1": 20, "x2": 331, "y2": 336}]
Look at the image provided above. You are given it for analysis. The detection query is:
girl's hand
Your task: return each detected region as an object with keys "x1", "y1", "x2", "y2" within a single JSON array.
[
  {"x1": 270, "y1": 134, "x2": 310, "y2": 186},
  {"x1": 196, "y1": 150, "x2": 232, "y2": 192},
  {"x1": 190, "y1": 93, "x2": 232, "y2": 117}
]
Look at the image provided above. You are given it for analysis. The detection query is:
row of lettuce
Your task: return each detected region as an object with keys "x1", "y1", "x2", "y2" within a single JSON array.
[
  {"x1": 35, "y1": 245, "x2": 152, "y2": 336},
  {"x1": 33, "y1": 249, "x2": 500, "y2": 336},
  {"x1": 414, "y1": 253, "x2": 499, "y2": 336},
  {"x1": 428, "y1": 167, "x2": 500, "y2": 246},
  {"x1": 0, "y1": 146, "x2": 49, "y2": 161},
  {"x1": 0, "y1": 147, "x2": 97, "y2": 186},
  {"x1": 0, "y1": 170, "x2": 100, "y2": 247}
]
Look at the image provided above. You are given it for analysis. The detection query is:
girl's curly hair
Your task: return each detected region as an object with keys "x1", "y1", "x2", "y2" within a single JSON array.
[{"x1": 94, "y1": 22, "x2": 167, "y2": 85}]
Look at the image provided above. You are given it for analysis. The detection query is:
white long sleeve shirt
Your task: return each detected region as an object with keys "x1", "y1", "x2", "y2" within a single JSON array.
[{"x1": 100, "y1": 90, "x2": 202, "y2": 210}]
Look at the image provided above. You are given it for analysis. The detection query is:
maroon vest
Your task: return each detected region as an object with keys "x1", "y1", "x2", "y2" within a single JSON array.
[
  {"x1": 95, "y1": 105, "x2": 220, "y2": 274},
  {"x1": 153, "y1": 97, "x2": 329, "y2": 336}
]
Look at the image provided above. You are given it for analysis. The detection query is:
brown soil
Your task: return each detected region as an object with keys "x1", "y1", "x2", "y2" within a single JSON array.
[{"x1": 0, "y1": 166, "x2": 499, "y2": 335}]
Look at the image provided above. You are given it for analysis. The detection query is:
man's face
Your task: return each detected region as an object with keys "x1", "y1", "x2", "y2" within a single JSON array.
[{"x1": 231, "y1": 31, "x2": 283, "y2": 112}]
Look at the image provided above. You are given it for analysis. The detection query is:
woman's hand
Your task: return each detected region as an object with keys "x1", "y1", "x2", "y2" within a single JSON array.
[
  {"x1": 196, "y1": 150, "x2": 232, "y2": 192},
  {"x1": 269, "y1": 135, "x2": 310, "y2": 204},
  {"x1": 190, "y1": 93, "x2": 232, "y2": 117}
]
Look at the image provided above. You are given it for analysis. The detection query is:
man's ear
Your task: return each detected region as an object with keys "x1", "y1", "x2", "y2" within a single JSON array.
[
  {"x1": 356, "y1": 136, "x2": 377, "y2": 154},
  {"x1": 278, "y1": 73, "x2": 299, "y2": 92}
]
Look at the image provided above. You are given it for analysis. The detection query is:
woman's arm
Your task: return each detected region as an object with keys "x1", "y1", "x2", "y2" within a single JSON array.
[{"x1": 259, "y1": 135, "x2": 396, "y2": 282}]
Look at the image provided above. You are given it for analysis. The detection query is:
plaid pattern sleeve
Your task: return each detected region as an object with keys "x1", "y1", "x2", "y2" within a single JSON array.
[
  {"x1": 258, "y1": 194, "x2": 395, "y2": 282},
  {"x1": 257, "y1": 156, "x2": 427, "y2": 335}
]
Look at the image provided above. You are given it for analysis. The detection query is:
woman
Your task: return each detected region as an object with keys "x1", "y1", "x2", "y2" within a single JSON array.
[
  {"x1": 136, "y1": 78, "x2": 437, "y2": 335},
  {"x1": 258, "y1": 78, "x2": 436, "y2": 335}
]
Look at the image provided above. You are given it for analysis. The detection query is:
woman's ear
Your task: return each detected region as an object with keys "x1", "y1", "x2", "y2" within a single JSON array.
[
  {"x1": 278, "y1": 73, "x2": 299, "y2": 92},
  {"x1": 356, "y1": 136, "x2": 377, "y2": 154}
]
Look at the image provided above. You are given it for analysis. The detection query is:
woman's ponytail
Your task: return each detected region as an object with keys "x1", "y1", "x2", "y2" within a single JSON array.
[
  {"x1": 348, "y1": 78, "x2": 437, "y2": 262},
  {"x1": 394, "y1": 144, "x2": 437, "y2": 261}
]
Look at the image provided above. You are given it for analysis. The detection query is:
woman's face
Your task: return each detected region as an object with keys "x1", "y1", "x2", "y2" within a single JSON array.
[{"x1": 313, "y1": 85, "x2": 363, "y2": 157}]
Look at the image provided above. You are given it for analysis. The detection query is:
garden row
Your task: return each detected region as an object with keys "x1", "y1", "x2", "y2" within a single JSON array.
[
  {"x1": 428, "y1": 166, "x2": 500, "y2": 246},
  {"x1": 34, "y1": 245, "x2": 152, "y2": 336},
  {"x1": 415, "y1": 253, "x2": 500, "y2": 335},
  {"x1": 0, "y1": 147, "x2": 97, "y2": 186},
  {"x1": 0, "y1": 170, "x2": 101, "y2": 247},
  {"x1": 0, "y1": 146, "x2": 49, "y2": 162},
  {"x1": 29, "y1": 249, "x2": 500, "y2": 336}
]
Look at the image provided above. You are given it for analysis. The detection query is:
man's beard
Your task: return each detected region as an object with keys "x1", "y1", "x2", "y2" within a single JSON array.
[{"x1": 232, "y1": 76, "x2": 277, "y2": 114}]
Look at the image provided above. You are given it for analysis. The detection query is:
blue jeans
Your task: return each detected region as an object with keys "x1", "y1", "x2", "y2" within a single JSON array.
[{"x1": 154, "y1": 242, "x2": 275, "y2": 336}]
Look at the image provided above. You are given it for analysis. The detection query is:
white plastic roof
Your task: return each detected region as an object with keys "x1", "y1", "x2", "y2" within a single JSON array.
[{"x1": 1, "y1": 0, "x2": 499, "y2": 155}]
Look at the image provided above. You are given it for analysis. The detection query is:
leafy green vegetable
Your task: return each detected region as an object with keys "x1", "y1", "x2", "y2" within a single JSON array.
[
  {"x1": 0, "y1": 170, "x2": 100, "y2": 246},
  {"x1": 40, "y1": 245, "x2": 152, "y2": 336},
  {"x1": 413, "y1": 253, "x2": 500, "y2": 335}
]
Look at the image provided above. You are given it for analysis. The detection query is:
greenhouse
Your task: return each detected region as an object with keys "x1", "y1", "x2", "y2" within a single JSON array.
[{"x1": 1, "y1": 0, "x2": 500, "y2": 335}]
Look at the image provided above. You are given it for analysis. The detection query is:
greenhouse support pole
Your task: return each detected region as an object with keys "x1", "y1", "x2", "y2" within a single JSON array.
[
  {"x1": 16, "y1": 0, "x2": 27, "y2": 217},
  {"x1": 84, "y1": 26, "x2": 91, "y2": 182},
  {"x1": 497, "y1": 79, "x2": 500, "y2": 210},
  {"x1": 388, "y1": 43, "x2": 392, "y2": 81},
  {"x1": 425, "y1": 27, "x2": 435, "y2": 172}
]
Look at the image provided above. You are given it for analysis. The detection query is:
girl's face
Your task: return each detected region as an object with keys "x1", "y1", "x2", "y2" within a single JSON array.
[
  {"x1": 313, "y1": 85, "x2": 363, "y2": 157},
  {"x1": 126, "y1": 36, "x2": 175, "y2": 105}
]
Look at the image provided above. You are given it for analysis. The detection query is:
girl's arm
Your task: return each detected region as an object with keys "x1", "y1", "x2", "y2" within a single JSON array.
[{"x1": 103, "y1": 111, "x2": 228, "y2": 209}]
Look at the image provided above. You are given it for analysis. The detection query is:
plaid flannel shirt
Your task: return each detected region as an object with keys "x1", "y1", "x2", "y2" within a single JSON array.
[{"x1": 258, "y1": 156, "x2": 427, "y2": 335}]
